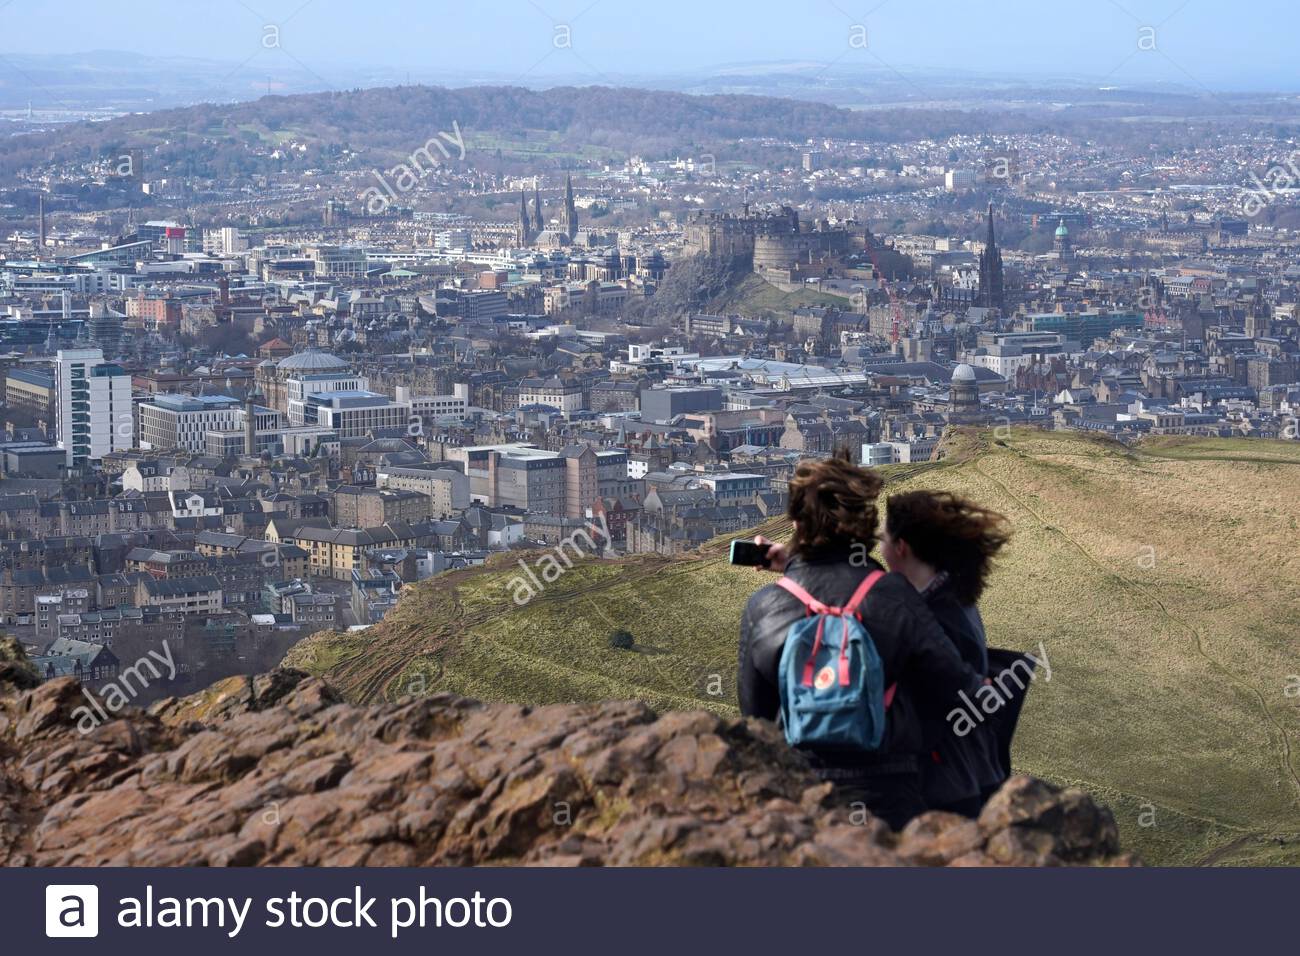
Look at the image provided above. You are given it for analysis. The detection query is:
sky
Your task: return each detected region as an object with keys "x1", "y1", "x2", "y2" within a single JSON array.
[{"x1": 2, "y1": 0, "x2": 1298, "y2": 91}]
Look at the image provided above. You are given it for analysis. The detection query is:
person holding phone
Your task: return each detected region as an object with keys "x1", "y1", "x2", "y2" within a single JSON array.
[
  {"x1": 751, "y1": 489, "x2": 1013, "y2": 817},
  {"x1": 736, "y1": 450, "x2": 984, "y2": 830}
]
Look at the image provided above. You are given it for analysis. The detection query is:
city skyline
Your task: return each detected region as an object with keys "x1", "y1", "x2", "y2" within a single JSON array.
[{"x1": 0, "y1": 0, "x2": 1297, "y2": 878}]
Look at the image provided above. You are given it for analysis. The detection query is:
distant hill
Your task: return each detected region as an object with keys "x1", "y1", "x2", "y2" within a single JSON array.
[
  {"x1": 286, "y1": 429, "x2": 1300, "y2": 866},
  {"x1": 11, "y1": 80, "x2": 1294, "y2": 185},
  {"x1": 0, "y1": 83, "x2": 999, "y2": 181}
]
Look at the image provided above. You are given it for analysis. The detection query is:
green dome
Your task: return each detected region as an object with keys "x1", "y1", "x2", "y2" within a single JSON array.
[{"x1": 1055, "y1": 220, "x2": 1069, "y2": 237}]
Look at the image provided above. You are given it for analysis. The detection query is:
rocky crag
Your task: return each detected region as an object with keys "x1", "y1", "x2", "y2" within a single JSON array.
[{"x1": 0, "y1": 657, "x2": 1132, "y2": 867}]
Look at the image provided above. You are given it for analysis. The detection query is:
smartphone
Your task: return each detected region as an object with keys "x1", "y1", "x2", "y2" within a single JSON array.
[{"x1": 729, "y1": 538, "x2": 771, "y2": 567}]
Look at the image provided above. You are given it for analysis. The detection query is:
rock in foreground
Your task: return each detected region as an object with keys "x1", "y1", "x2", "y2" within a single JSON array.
[{"x1": 0, "y1": 668, "x2": 1131, "y2": 866}]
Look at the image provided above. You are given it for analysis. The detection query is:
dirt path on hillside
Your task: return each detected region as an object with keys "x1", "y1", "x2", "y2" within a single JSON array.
[
  {"x1": 322, "y1": 553, "x2": 679, "y2": 703},
  {"x1": 971, "y1": 457, "x2": 1300, "y2": 814}
]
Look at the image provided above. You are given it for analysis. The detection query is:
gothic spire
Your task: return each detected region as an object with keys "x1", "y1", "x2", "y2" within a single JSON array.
[
  {"x1": 562, "y1": 173, "x2": 578, "y2": 240},
  {"x1": 516, "y1": 189, "x2": 533, "y2": 246},
  {"x1": 977, "y1": 200, "x2": 1004, "y2": 311}
]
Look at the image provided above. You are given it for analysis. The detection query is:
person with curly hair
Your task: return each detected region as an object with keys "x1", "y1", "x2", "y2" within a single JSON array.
[
  {"x1": 881, "y1": 490, "x2": 1012, "y2": 816},
  {"x1": 738, "y1": 450, "x2": 984, "y2": 830}
]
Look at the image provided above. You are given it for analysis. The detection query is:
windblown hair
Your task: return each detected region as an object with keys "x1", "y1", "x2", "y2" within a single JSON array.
[
  {"x1": 885, "y1": 491, "x2": 1011, "y2": 605},
  {"x1": 787, "y1": 447, "x2": 883, "y2": 558}
]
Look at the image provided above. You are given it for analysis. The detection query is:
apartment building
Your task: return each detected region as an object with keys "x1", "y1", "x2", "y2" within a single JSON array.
[
  {"x1": 202, "y1": 226, "x2": 248, "y2": 255},
  {"x1": 694, "y1": 471, "x2": 769, "y2": 506},
  {"x1": 35, "y1": 587, "x2": 93, "y2": 638},
  {"x1": 518, "y1": 376, "x2": 586, "y2": 413},
  {"x1": 351, "y1": 568, "x2": 402, "y2": 624},
  {"x1": 137, "y1": 574, "x2": 223, "y2": 616},
  {"x1": 54, "y1": 348, "x2": 133, "y2": 466},
  {"x1": 289, "y1": 592, "x2": 336, "y2": 628},
  {"x1": 51, "y1": 606, "x2": 185, "y2": 647},
  {"x1": 333, "y1": 485, "x2": 432, "y2": 528},
  {"x1": 487, "y1": 449, "x2": 567, "y2": 514},
  {"x1": 375, "y1": 465, "x2": 471, "y2": 519},
  {"x1": 595, "y1": 448, "x2": 639, "y2": 500},
  {"x1": 274, "y1": 521, "x2": 438, "y2": 581}
]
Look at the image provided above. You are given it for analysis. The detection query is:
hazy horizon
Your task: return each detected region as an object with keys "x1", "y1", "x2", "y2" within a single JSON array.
[{"x1": 2, "y1": 0, "x2": 1299, "y2": 96}]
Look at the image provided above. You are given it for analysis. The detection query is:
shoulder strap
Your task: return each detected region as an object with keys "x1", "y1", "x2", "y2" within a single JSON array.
[
  {"x1": 842, "y1": 569, "x2": 885, "y2": 618},
  {"x1": 774, "y1": 576, "x2": 835, "y2": 615}
]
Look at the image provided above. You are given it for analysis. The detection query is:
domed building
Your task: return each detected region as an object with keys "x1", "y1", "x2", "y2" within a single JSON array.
[
  {"x1": 256, "y1": 349, "x2": 354, "y2": 416},
  {"x1": 947, "y1": 363, "x2": 983, "y2": 424},
  {"x1": 275, "y1": 349, "x2": 351, "y2": 374},
  {"x1": 1053, "y1": 219, "x2": 1073, "y2": 261}
]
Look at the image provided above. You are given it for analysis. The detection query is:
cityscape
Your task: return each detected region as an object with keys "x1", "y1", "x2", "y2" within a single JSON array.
[{"x1": 0, "y1": 0, "x2": 1297, "y2": 880}]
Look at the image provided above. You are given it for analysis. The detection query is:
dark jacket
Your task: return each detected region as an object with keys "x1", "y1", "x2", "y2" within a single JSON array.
[
  {"x1": 919, "y1": 580, "x2": 1004, "y2": 805},
  {"x1": 983, "y1": 647, "x2": 1035, "y2": 784},
  {"x1": 738, "y1": 549, "x2": 984, "y2": 770}
]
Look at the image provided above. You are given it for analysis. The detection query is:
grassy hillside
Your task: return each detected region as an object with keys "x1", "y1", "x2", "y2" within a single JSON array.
[
  {"x1": 710, "y1": 273, "x2": 851, "y2": 316},
  {"x1": 286, "y1": 429, "x2": 1300, "y2": 866}
]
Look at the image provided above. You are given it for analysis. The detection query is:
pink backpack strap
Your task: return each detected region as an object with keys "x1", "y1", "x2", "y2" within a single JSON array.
[
  {"x1": 842, "y1": 570, "x2": 898, "y2": 707},
  {"x1": 774, "y1": 576, "x2": 835, "y2": 615},
  {"x1": 842, "y1": 569, "x2": 885, "y2": 618}
]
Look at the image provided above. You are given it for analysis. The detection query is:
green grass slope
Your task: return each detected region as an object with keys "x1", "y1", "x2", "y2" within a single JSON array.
[
  {"x1": 709, "y1": 272, "x2": 851, "y2": 317},
  {"x1": 285, "y1": 430, "x2": 1300, "y2": 865}
]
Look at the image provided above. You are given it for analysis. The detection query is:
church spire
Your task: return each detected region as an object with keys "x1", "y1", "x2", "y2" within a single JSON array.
[
  {"x1": 977, "y1": 200, "x2": 1004, "y2": 311},
  {"x1": 532, "y1": 180, "x2": 544, "y2": 233},
  {"x1": 562, "y1": 173, "x2": 578, "y2": 241},
  {"x1": 516, "y1": 189, "x2": 533, "y2": 246}
]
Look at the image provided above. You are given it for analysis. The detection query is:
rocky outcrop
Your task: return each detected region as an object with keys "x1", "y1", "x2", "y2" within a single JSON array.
[{"x1": 0, "y1": 667, "x2": 1133, "y2": 867}]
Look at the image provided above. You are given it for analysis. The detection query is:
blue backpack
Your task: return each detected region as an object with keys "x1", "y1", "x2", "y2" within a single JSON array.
[{"x1": 775, "y1": 570, "x2": 894, "y2": 752}]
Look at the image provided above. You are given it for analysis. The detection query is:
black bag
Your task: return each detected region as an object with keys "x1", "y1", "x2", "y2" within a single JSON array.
[{"x1": 983, "y1": 648, "x2": 1036, "y2": 778}]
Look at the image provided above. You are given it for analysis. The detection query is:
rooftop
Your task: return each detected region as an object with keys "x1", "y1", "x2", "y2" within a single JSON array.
[{"x1": 276, "y1": 350, "x2": 350, "y2": 373}]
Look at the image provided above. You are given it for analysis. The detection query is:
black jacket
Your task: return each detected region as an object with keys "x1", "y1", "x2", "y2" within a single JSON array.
[
  {"x1": 919, "y1": 582, "x2": 1004, "y2": 804},
  {"x1": 737, "y1": 549, "x2": 984, "y2": 768}
]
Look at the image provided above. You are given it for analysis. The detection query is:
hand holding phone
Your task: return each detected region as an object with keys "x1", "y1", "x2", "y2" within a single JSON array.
[{"x1": 729, "y1": 538, "x2": 772, "y2": 567}]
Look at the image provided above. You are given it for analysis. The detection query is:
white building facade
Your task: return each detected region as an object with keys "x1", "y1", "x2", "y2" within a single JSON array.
[
  {"x1": 55, "y1": 348, "x2": 133, "y2": 467},
  {"x1": 138, "y1": 394, "x2": 243, "y2": 452}
]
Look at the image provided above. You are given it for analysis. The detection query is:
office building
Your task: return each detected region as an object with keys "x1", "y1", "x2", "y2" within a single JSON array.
[
  {"x1": 138, "y1": 394, "x2": 243, "y2": 453},
  {"x1": 640, "y1": 386, "x2": 723, "y2": 423},
  {"x1": 54, "y1": 348, "x2": 133, "y2": 467},
  {"x1": 309, "y1": 391, "x2": 412, "y2": 439}
]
